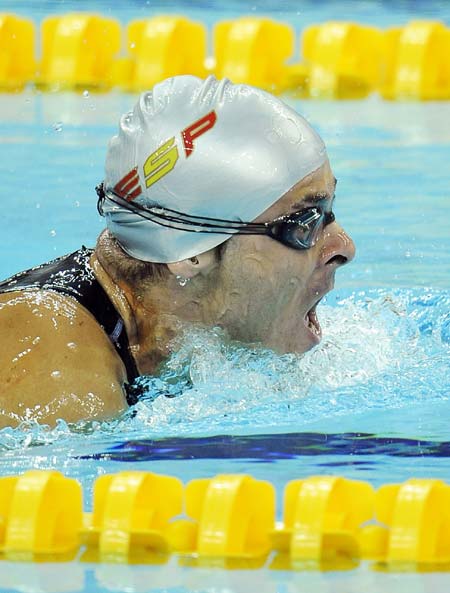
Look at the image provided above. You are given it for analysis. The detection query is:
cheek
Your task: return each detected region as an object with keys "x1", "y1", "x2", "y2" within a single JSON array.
[
  {"x1": 213, "y1": 239, "x2": 272, "y2": 318},
  {"x1": 257, "y1": 241, "x2": 317, "y2": 293},
  {"x1": 210, "y1": 239, "x2": 319, "y2": 344},
  {"x1": 227, "y1": 238, "x2": 284, "y2": 285},
  {"x1": 222, "y1": 237, "x2": 315, "y2": 298},
  {"x1": 221, "y1": 243, "x2": 267, "y2": 296}
]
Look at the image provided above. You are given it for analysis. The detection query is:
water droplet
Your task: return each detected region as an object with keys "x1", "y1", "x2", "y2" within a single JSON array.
[
  {"x1": 50, "y1": 229, "x2": 56, "y2": 237},
  {"x1": 36, "y1": 203, "x2": 41, "y2": 209},
  {"x1": 176, "y1": 276, "x2": 190, "y2": 287},
  {"x1": 405, "y1": 250, "x2": 411, "y2": 258},
  {"x1": 32, "y1": 337, "x2": 40, "y2": 345},
  {"x1": 74, "y1": 200, "x2": 80, "y2": 207},
  {"x1": 51, "y1": 370, "x2": 61, "y2": 379},
  {"x1": 130, "y1": 42, "x2": 136, "y2": 49},
  {"x1": 83, "y1": 89, "x2": 90, "y2": 98},
  {"x1": 52, "y1": 121, "x2": 63, "y2": 133}
]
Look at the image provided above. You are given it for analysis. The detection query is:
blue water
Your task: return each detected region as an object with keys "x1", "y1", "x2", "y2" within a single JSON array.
[
  {"x1": 0, "y1": 1, "x2": 450, "y2": 591},
  {"x1": 3, "y1": 0, "x2": 450, "y2": 40}
]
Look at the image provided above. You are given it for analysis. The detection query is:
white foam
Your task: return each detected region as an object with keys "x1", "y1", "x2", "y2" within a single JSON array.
[
  {"x1": 1, "y1": 289, "x2": 448, "y2": 447},
  {"x1": 131, "y1": 289, "x2": 448, "y2": 432}
]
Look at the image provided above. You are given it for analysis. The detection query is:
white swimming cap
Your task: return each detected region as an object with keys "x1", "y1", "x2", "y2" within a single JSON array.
[{"x1": 103, "y1": 75, "x2": 327, "y2": 263}]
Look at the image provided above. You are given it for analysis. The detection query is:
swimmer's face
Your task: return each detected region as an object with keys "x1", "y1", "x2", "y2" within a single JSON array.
[{"x1": 206, "y1": 161, "x2": 355, "y2": 354}]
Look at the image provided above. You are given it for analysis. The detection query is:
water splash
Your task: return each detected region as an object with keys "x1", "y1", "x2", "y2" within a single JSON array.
[
  {"x1": 130, "y1": 288, "x2": 449, "y2": 433},
  {"x1": 0, "y1": 288, "x2": 448, "y2": 450}
]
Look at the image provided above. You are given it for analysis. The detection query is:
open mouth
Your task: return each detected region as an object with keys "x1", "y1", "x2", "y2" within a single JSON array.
[{"x1": 304, "y1": 302, "x2": 322, "y2": 342}]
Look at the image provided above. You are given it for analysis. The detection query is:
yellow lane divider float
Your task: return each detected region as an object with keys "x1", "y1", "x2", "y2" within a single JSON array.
[
  {"x1": 38, "y1": 14, "x2": 120, "y2": 91},
  {"x1": 0, "y1": 13, "x2": 35, "y2": 91},
  {"x1": 82, "y1": 471, "x2": 183, "y2": 559},
  {"x1": 271, "y1": 475, "x2": 375, "y2": 568},
  {"x1": 214, "y1": 17, "x2": 294, "y2": 93},
  {"x1": 169, "y1": 474, "x2": 275, "y2": 567},
  {"x1": 120, "y1": 16, "x2": 207, "y2": 92},
  {"x1": 1, "y1": 13, "x2": 450, "y2": 98},
  {"x1": 299, "y1": 22, "x2": 383, "y2": 99},
  {"x1": 1, "y1": 469, "x2": 450, "y2": 570},
  {"x1": 0, "y1": 470, "x2": 82, "y2": 557},
  {"x1": 381, "y1": 20, "x2": 450, "y2": 100}
]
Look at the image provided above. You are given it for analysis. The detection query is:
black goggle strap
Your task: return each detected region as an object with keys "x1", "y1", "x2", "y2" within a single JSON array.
[
  {"x1": 97, "y1": 183, "x2": 273, "y2": 236},
  {"x1": 96, "y1": 183, "x2": 333, "y2": 237}
]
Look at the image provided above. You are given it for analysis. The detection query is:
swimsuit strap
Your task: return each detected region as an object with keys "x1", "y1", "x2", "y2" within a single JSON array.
[{"x1": 0, "y1": 247, "x2": 141, "y2": 405}]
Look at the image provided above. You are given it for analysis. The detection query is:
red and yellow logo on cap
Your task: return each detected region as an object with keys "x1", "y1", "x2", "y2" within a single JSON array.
[
  {"x1": 114, "y1": 111, "x2": 217, "y2": 202},
  {"x1": 113, "y1": 167, "x2": 142, "y2": 200},
  {"x1": 144, "y1": 110, "x2": 217, "y2": 190}
]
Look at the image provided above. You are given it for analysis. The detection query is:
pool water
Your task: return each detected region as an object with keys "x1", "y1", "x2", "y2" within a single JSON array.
[{"x1": 0, "y1": 1, "x2": 450, "y2": 591}]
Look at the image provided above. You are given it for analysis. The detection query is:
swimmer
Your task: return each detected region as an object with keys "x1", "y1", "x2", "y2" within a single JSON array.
[{"x1": 0, "y1": 76, "x2": 355, "y2": 427}]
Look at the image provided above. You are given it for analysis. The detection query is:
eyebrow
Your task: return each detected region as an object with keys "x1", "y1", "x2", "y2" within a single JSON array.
[{"x1": 290, "y1": 177, "x2": 337, "y2": 211}]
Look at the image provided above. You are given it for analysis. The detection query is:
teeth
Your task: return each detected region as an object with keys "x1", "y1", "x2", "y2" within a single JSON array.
[{"x1": 306, "y1": 307, "x2": 321, "y2": 337}]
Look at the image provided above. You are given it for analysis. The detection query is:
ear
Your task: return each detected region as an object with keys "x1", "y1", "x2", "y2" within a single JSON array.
[{"x1": 167, "y1": 248, "x2": 218, "y2": 279}]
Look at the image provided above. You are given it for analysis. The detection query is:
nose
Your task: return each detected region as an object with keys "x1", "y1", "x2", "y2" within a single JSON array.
[{"x1": 319, "y1": 222, "x2": 356, "y2": 266}]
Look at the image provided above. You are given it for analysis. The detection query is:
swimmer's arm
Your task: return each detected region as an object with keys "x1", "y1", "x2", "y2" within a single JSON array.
[{"x1": 0, "y1": 290, "x2": 129, "y2": 428}]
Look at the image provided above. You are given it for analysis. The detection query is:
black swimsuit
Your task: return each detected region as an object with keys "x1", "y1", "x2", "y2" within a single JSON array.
[{"x1": 0, "y1": 247, "x2": 142, "y2": 405}]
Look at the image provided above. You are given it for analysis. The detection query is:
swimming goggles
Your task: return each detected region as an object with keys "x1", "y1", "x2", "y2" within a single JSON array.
[{"x1": 96, "y1": 183, "x2": 335, "y2": 251}]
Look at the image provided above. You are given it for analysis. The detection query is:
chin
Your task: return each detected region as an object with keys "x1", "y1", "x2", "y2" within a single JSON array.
[
  {"x1": 265, "y1": 306, "x2": 323, "y2": 354},
  {"x1": 266, "y1": 329, "x2": 321, "y2": 355}
]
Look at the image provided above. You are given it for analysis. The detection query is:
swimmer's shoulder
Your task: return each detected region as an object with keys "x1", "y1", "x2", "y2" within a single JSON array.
[{"x1": 0, "y1": 289, "x2": 128, "y2": 427}]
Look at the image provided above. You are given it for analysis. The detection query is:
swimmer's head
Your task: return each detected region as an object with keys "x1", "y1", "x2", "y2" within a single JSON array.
[
  {"x1": 101, "y1": 75, "x2": 327, "y2": 263},
  {"x1": 97, "y1": 76, "x2": 355, "y2": 363}
]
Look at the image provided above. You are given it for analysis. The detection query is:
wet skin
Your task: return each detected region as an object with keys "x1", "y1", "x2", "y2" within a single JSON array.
[
  {"x1": 203, "y1": 160, "x2": 355, "y2": 354},
  {"x1": 0, "y1": 161, "x2": 354, "y2": 427},
  {"x1": 0, "y1": 290, "x2": 128, "y2": 427}
]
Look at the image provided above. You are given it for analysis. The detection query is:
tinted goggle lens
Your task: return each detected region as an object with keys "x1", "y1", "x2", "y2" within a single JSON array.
[{"x1": 269, "y1": 207, "x2": 335, "y2": 250}]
